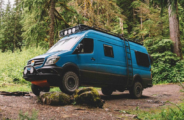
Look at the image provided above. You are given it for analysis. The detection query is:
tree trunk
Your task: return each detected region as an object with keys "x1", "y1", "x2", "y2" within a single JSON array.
[
  {"x1": 140, "y1": 5, "x2": 143, "y2": 40},
  {"x1": 49, "y1": 0, "x2": 55, "y2": 48},
  {"x1": 168, "y1": 2, "x2": 183, "y2": 59},
  {"x1": 83, "y1": 0, "x2": 87, "y2": 25},
  {"x1": 132, "y1": 0, "x2": 135, "y2": 24},
  {"x1": 119, "y1": 18, "x2": 124, "y2": 35}
]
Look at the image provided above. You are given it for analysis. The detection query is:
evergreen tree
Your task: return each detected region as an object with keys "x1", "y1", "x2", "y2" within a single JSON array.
[
  {"x1": 0, "y1": 0, "x2": 4, "y2": 26},
  {"x1": 69, "y1": 0, "x2": 125, "y2": 34},
  {"x1": 0, "y1": 0, "x2": 13, "y2": 52},
  {"x1": 0, "y1": 0, "x2": 23, "y2": 52},
  {"x1": 21, "y1": 0, "x2": 72, "y2": 48},
  {"x1": 13, "y1": 0, "x2": 23, "y2": 52},
  {"x1": 150, "y1": 0, "x2": 183, "y2": 59}
]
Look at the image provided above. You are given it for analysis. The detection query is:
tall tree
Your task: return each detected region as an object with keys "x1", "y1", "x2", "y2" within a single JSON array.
[
  {"x1": 13, "y1": 0, "x2": 23, "y2": 51},
  {"x1": 70, "y1": 0, "x2": 125, "y2": 33},
  {"x1": 150, "y1": 0, "x2": 183, "y2": 59},
  {"x1": 0, "y1": 0, "x2": 4, "y2": 26},
  {"x1": 22, "y1": 0, "x2": 71, "y2": 48}
]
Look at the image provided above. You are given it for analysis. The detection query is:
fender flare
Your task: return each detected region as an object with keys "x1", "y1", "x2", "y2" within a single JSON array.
[
  {"x1": 133, "y1": 74, "x2": 143, "y2": 84},
  {"x1": 62, "y1": 62, "x2": 80, "y2": 76}
]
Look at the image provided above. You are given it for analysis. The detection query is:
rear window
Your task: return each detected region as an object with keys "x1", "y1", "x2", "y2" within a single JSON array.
[{"x1": 135, "y1": 51, "x2": 150, "y2": 67}]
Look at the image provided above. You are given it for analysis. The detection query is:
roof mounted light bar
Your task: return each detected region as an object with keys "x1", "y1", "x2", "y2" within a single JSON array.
[{"x1": 59, "y1": 24, "x2": 143, "y2": 45}]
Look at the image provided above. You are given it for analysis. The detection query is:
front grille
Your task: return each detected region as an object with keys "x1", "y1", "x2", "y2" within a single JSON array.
[{"x1": 27, "y1": 58, "x2": 45, "y2": 67}]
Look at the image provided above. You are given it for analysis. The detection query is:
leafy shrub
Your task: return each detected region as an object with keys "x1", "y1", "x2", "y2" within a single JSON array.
[
  {"x1": 145, "y1": 38, "x2": 184, "y2": 84},
  {"x1": 0, "y1": 47, "x2": 46, "y2": 84}
]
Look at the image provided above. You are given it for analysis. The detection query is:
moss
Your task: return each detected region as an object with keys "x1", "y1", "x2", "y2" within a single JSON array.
[
  {"x1": 74, "y1": 87, "x2": 104, "y2": 108},
  {"x1": 39, "y1": 92, "x2": 70, "y2": 106}
]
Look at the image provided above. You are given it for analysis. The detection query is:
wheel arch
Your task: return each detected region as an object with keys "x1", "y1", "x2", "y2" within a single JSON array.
[
  {"x1": 133, "y1": 74, "x2": 143, "y2": 84},
  {"x1": 62, "y1": 62, "x2": 80, "y2": 77},
  {"x1": 133, "y1": 74, "x2": 147, "y2": 88}
]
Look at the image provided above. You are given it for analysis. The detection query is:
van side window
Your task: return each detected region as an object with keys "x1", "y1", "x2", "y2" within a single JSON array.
[
  {"x1": 104, "y1": 45, "x2": 114, "y2": 58},
  {"x1": 135, "y1": 51, "x2": 150, "y2": 67},
  {"x1": 79, "y1": 38, "x2": 94, "y2": 53}
]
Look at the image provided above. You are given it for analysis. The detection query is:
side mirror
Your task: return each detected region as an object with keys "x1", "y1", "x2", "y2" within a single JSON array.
[{"x1": 74, "y1": 43, "x2": 83, "y2": 54}]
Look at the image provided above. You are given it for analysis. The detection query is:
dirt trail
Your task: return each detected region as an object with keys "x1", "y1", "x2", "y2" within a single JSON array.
[{"x1": 0, "y1": 84, "x2": 183, "y2": 120}]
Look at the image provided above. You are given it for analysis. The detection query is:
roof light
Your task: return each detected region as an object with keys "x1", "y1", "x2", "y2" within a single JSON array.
[
  {"x1": 64, "y1": 31, "x2": 68, "y2": 35},
  {"x1": 60, "y1": 31, "x2": 64, "y2": 36},
  {"x1": 72, "y1": 28, "x2": 76, "y2": 33},
  {"x1": 68, "y1": 29, "x2": 72, "y2": 34},
  {"x1": 58, "y1": 24, "x2": 143, "y2": 45}
]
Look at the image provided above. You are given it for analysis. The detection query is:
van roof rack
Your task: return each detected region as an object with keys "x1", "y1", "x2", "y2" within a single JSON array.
[{"x1": 59, "y1": 24, "x2": 143, "y2": 45}]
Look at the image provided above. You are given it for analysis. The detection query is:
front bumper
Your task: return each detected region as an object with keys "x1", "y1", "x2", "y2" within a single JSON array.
[{"x1": 23, "y1": 65, "x2": 63, "y2": 81}]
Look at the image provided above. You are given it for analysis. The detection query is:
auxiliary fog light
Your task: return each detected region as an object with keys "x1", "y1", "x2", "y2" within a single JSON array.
[
  {"x1": 24, "y1": 68, "x2": 28, "y2": 75},
  {"x1": 30, "y1": 67, "x2": 35, "y2": 74}
]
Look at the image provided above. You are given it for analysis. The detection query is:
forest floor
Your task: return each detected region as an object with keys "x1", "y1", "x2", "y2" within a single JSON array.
[{"x1": 0, "y1": 84, "x2": 183, "y2": 120}]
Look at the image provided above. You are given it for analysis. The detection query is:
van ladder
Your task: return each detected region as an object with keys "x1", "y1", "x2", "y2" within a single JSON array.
[{"x1": 124, "y1": 40, "x2": 133, "y2": 87}]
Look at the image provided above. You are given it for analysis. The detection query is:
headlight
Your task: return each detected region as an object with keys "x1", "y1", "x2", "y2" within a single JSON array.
[{"x1": 45, "y1": 56, "x2": 60, "y2": 65}]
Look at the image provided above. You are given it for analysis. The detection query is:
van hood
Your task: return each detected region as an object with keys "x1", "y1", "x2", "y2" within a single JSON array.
[{"x1": 31, "y1": 50, "x2": 70, "y2": 60}]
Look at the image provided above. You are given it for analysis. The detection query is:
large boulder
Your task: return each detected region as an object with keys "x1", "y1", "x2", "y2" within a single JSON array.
[
  {"x1": 39, "y1": 92, "x2": 71, "y2": 105},
  {"x1": 74, "y1": 87, "x2": 104, "y2": 108}
]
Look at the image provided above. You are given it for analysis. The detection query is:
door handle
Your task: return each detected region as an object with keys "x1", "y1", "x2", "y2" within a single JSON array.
[{"x1": 91, "y1": 57, "x2": 95, "y2": 61}]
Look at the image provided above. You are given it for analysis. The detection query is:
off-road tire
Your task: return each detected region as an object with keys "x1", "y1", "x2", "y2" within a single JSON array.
[
  {"x1": 101, "y1": 87, "x2": 113, "y2": 96},
  {"x1": 60, "y1": 71, "x2": 79, "y2": 95},
  {"x1": 31, "y1": 84, "x2": 41, "y2": 96},
  {"x1": 129, "y1": 82, "x2": 143, "y2": 99}
]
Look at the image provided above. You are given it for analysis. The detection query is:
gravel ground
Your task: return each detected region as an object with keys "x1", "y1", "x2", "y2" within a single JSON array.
[{"x1": 0, "y1": 84, "x2": 183, "y2": 120}]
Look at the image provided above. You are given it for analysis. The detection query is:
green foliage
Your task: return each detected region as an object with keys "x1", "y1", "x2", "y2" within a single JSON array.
[
  {"x1": 134, "y1": 101, "x2": 184, "y2": 120},
  {"x1": 178, "y1": 3, "x2": 184, "y2": 54},
  {"x1": 145, "y1": 38, "x2": 184, "y2": 84},
  {"x1": 19, "y1": 110, "x2": 38, "y2": 120},
  {"x1": 21, "y1": 0, "x2": 76, "y2": 47},
  {"x1": 0, "y1": 0, "x2": 23, "y2": 52},
  {"x1": 69, "y1": 0, "x2": 125, "y2": 34},
  {"x1": 0, "y1": 47, "x2": 46, "y2": 84}
]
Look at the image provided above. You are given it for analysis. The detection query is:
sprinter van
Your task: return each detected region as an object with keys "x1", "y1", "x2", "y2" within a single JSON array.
[{"x1": 23, "y1": 24, "x2": 152, "y2": 98}]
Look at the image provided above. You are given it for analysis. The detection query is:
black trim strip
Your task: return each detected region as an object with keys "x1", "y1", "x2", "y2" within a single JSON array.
[{"x1": 80, "y1": 69, "x2": 126, "y2": 77}]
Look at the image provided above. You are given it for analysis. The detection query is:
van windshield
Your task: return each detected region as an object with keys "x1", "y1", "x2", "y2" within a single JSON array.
[{"x1": 47, "y1": 36, "x2": 81, "y2": 53}]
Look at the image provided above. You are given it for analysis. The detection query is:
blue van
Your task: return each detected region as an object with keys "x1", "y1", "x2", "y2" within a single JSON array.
[{"x1": 23, "y1": 24, "x2": 152, "y2": 98}]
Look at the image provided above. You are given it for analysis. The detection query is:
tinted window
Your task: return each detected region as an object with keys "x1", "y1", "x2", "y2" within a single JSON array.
[
  {"x1": 135, "y1": 51, "x2": 150, "y2": 67},
  {"x1": 104, "y1": 45, "x2": 114, "y2": 58},
  {"x1": 79, "y1": 38, "x2": 94, "y2": 53}
]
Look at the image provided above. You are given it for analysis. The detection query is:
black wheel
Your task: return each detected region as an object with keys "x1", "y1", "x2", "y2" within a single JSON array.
[
  {"x1": 31, "y1": 84, "x2": 41, "y2": 96},
  {"x1": 101, "y1": 87, "x2": 113, "y2": 96},
  {"x1": 129, "y1": 82, "x2": 143, "y2": 99},
  {"x1": 42, "y1": 87, "x2": 50, "y2": 92},
  {"x1": 60, "y1": 71, "x2": 79, "y2": 95}
]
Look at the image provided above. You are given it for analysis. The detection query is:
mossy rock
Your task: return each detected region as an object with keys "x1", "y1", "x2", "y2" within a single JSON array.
[
  {"x1": 74, "y1": 87, "x2": 104, "y2": 108},
  {"x1": 39, "y1": 92, "x2": 71, "y2": 106}
]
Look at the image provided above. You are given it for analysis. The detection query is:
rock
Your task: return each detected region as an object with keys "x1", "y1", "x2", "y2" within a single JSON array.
[
  {"x1": 24, "y1": 96, "x2": 32, "y2": 99},
  {"x1": 74, "y1": 87, "x2": 105, "y2": 108},
  {"x1": 147, "y1": 100, "x2": 153, "y2": 103},
  {"x1": 39, "y1": 92, "x2": 71, "y2": 105},
  {"x1": 114, "y1": 109, "x2": 120, "y2": 112},
  {"x1": 122, "y1": 114, "x2": 137, "y2": 119},
  {"x1": 105, "y1": 108, "x2": 109, "y2": 111}
]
